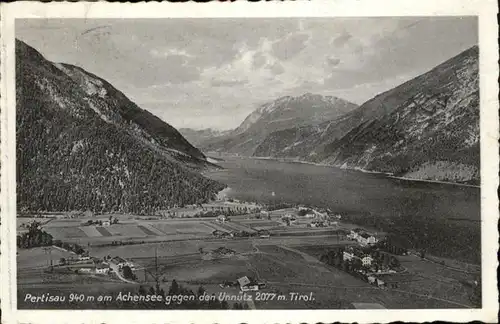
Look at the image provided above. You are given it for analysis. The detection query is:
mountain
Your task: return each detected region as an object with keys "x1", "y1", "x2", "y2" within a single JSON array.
[
  {"x1": 16, "y1": 39, "x2": 225, "y2": 214},
  {"x1": 255, "y1": 46, "x2": 480, "y2": 184},
  {"x1": 179, "y1": 128, "x2": 232, "y2": 147},
  {"x1": 200, "y1": 93, "x2": 358, "y2": 155}
]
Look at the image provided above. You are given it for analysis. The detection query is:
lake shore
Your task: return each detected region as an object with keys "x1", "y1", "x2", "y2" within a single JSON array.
[
  {"x1": 250, "y1": 155, "x2": 480, "y2": 187},
  {"x1": 389, "y1": 176, "x2": 480, "y2": 188}
]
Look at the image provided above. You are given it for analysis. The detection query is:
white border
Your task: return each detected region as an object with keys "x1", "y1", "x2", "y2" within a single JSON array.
[{"x1": 1, "y1": 1, "x2": 499, "y2": 323}]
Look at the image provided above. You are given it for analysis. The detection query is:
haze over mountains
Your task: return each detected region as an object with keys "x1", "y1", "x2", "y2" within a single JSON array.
[
  {"x1": 186, "y1": 94, "x2": 358, "y2": 156},
  {"x1": 185, "y1": 46, "x2": 480, "y2": 184},
  {"x1": 16, "y1": 39, "x2": 225, "y2": 214}
]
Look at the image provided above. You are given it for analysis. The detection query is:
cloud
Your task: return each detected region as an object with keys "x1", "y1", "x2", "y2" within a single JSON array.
[
  {"x1": 210, "y1": 78, "x2": 248, "y2": 87},
  {"x1": 150, "y1": 47, "x2": 193, "y2": 58},
  {"x1": 325, "y1": 56, "x2": 341, "y2": 68},
  {"x1": 252, "y1": 52, "x2": 267, "y2": 69},
  {"x1": 267, "y1": 62, "x2": 285, "y2": 75},
  {"x1": 331, "y1": 32, "x2": 352, "y2": 47},
  {"x1": 272, "y1": 33, "x2": 310, "y2": 61},
  {"x1": 16, "y1": 17, "x2": 478, "y2": 130}
]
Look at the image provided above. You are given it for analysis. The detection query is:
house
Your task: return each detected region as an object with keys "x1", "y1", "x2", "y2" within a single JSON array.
[
  {"x1": 343, "y1": 251, "x2": 355, "y2": 261},
  {"x1": 111, "y1": 256, "x2": 134, "y2": 269},
  {"x1": 260, "y1": 210, "x2": 270, "y2": 217},
  {"x1": 356, "y1": 233, "x2": 378, "y2": 246},
  {"x1": 217, "y1": 215, "x2": 227, "y2": 223},
  {"x1": 77, "y1": 267, "x2": 92, "y2": 274},
  {"x1": 237, "y1": 276, "x2": 262, "y2": 291},
  {"x1": 376, "y1": 278, "x2": 386, "y2": 288},
  {"x1": 365, "y1": 234, "x2": 378, "y2": 245},
  {"x1": 367, "y1": 275, "x2": 376, "y2": 284},
  {"x1": 361, "y1": 256, "x2": 373, "y2": 266},
  {"x1": 347, "y1": 230, "x2": 359, "y2": 240},
  {"x1": 212, "y1": 230, "x2": 227, "y2": 238},
  {"x1": 258, "y1": 230, "x2": 270, "y2": 238},
  {"x1": 237, "y1": 276, "x2": 251, "y2": 287},
  {"x1": 357, "y1": 233, "x2": 370, "y2": 245},
  {"x1": 313, "y1": 210, "x2": 328, "y2": 218},
  {"x1": 102, "y1": 220, "x2": 111, "y2": 226},
  {"x1": 95, "y1": 265, "x2": 110, "y2": 275},
  {"x1": 78, "y1": 256, "x2": 91, "y2": 262}
]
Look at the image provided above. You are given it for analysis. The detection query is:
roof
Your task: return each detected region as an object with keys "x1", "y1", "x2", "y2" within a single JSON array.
[
  {"x1": 112, "y1": 256, "x2": 127, "y2": 263},
  {"x1": 237, "y1": 276, "x2": 251, "y2": 286},
  {"x1": 351, "y1": 303, "x2": 386, "y2": 309},
  {"x1": 96, "y1": 264, "x2": 109, "y2": 269}
]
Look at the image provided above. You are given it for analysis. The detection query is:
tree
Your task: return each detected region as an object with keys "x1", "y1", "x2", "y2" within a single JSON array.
[
  {"x1": 197, "y1": 286, "x2": 206, "y2": 297},
  {"x1": 59, "y1": 257, "x2": 66, "y2": 265},
  {"x1": 122, "y1": 265, "x2": 136, "y2": 280},
  {"x1": 169, "y1": 279, "x2": 180, "y2": 295},
  {"x1": 389, "y1": 256, "x2": 400, "y2": 268},
  {"x1": 419, "y1": 249, "x2": 426, "y2": 259}
]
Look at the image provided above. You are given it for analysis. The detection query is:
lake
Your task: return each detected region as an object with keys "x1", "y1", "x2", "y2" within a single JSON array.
[{"x1": 206, "y1": 156, "x2": 481, "y2": 264}]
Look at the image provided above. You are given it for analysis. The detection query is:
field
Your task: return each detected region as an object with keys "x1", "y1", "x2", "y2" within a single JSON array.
[
  {"x1": 18, "y1": 235, "x2": 478, "y2": 309},
  {"x1": 18, "y1": 212, "x2": 479, "y2": 310},
  {"x1": 151, "y1": 221, "x2": 214, "y2": 235},
  {"x1": 17, "y1": 246, "x2": 76, "y2": 269},
  {"x1": 238, "y1": 220, "x2": 282, "y2": 230}
]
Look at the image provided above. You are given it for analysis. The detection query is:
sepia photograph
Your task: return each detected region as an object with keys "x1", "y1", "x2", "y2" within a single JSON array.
[{"x1": 1, "y1": 1, "x2": 498, "y2": 323}]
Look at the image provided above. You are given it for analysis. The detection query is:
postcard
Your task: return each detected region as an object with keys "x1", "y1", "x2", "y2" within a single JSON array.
[{"x1": 0, "y1": 1, "x2": 498, "y2": 323}]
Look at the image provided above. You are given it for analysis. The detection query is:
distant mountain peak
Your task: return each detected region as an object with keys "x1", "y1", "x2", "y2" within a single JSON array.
[{"x1": 201, "y1": 93, "x2": 358, "y2": 155}]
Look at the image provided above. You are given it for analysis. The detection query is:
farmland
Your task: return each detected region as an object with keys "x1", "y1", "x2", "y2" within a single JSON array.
[
  {"x1": 18, "y1": 218, "x2": 479, "y2": 310},
  {"x1": 17, "y1": 199, "x2": 480, "y2": 310}
]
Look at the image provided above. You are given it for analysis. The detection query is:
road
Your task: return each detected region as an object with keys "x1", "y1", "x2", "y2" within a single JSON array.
[{"x1": 108, "y1": 262, "x2": 138, "y2": 284}]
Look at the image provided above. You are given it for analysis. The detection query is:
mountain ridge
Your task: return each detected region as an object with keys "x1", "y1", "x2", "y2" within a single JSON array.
[
  {"x1": 16, "y1": 39, "x2": 225, "y2": 214},
  {"x1": 253, "y1": 45, "x2": 480, "y2": 184},
  {"x1": 198, "y1": 93, "x2": 358, "y2": 155}
]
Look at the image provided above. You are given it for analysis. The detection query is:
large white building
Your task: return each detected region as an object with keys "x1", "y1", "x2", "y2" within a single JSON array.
[{"x1": 361, "y1": 256, "x2": 374, "y2": 266}]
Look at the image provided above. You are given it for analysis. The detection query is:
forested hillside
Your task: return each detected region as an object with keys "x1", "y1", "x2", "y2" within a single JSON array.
[{"x1": 16, "y1": 39, "x2": 225, "y2": 214}]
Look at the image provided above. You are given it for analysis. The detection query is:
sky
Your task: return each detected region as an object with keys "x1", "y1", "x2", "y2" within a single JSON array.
[{"x1": 16, "y1": 17, "x2": 478, "y2": 130}]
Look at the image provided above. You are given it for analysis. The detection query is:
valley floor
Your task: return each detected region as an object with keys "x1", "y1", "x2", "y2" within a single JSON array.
[{"x1": 17, "y1": 206, "x2": 480, "y2": 310}]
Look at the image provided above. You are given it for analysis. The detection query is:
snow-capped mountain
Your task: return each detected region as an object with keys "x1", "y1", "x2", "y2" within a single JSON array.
[{"x1": 200, "y1": 93, "x2": 357, "y2": 155}]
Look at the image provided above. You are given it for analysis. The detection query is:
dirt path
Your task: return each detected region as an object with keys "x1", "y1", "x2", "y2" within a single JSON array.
[
  {"x1": 109, "y1": 263, "x2": 138, "y2": 284},
  {"x1": 278, "y1": 245, "x2": 332, "y2": 273},
  {"x1": 278, "y1": 245, "x2": 323, "y2": 264}
]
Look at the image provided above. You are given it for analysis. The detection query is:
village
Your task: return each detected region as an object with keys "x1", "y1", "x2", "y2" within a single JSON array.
[{"x1": 17, "y1": 197, "x2": 404, "y2": 290}]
